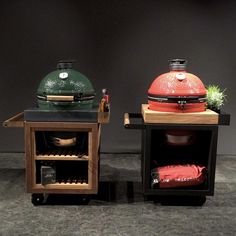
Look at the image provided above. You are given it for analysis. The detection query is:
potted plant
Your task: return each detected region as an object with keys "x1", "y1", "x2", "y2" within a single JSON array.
[{"x1": 206, "y1": 85, "x2": 227, "y2": 113}]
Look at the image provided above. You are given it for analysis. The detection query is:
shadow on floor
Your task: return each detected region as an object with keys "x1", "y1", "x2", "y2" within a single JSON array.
[
  {"x1": 35, "y1": 181, "x2": 206, "y2": 206},
  {"x1": 38, "y1": 181, "x2": 142, "y2": 205}
]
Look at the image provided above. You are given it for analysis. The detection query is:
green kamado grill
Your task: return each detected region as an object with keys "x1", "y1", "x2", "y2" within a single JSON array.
[{"x1": 37, "y1": 60, "x2": 95, "y2": 110}]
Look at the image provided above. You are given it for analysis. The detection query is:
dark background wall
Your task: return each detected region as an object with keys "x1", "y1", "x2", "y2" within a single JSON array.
[{"x1": 0, "y1": 0, "x2": 235, "y2": 154}]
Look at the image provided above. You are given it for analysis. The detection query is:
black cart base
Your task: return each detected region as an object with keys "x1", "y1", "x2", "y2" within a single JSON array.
[{"x1": 124, "y1": 108, "x2": 230, "y2": 205}]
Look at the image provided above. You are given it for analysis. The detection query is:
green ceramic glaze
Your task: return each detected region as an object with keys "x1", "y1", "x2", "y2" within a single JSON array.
[{"x1": 37, "y1": 67, "x2": 95, "y2": 110}]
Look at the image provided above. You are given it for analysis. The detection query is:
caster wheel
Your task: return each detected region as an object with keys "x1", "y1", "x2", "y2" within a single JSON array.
[
  {"x1": 78, "y1": 195, "x2": 90, "y2": 205},
  {"x1": 191, "y1": 196, "x2": 206, "y2": 206},
  {"x1": 31, "y1": 194, "x2": 44, "y2": 206}
]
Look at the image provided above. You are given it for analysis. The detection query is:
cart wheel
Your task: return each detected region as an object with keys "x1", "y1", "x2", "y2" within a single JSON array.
[
  {"x1": 78, "y1": 195, "x2": 90, "y2": 205},
  {"x1": 31, "y1": 194, "x2": 44, "y2": 206},
  {"x1": 191, "y1": 196, "x2": 206, "y2": 206}
]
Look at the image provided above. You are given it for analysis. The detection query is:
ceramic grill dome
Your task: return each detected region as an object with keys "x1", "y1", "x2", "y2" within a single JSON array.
[
  {"x1": 148, "y1": 59, "x2": 207, "y2": 112},
  {"x1": 37, "y1": 60, "x2": 95, "y2": 110}
]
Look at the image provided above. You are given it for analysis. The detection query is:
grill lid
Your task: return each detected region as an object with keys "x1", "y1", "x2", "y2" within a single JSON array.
[
  {"x1": 37, "y1": 60, "x2": 95, "y2": 110},
  {"x1": 148, "y1": 59, "x2": 207, "y2": 112}
]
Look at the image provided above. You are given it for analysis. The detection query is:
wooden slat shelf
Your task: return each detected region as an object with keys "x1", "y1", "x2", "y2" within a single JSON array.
[
  {"x1": 35, "y1": 149, "x2": 88, "y2": 160},
  {"x1": 35, "y1": 183, "x2": 89, "y2": 189},
  {"x1": 35, "y1": 155, "x2": 89, "y2": 161}
]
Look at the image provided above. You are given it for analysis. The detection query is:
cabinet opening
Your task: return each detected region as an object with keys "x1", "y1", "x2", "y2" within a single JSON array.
[
  {"x1": 149, "y1": 129, "x2": 213, "y2": 190},
  {"x1": 35, "y1": 131, "x2": 88, "y2": 157},
  {"x1": 150, "y1": 129, "x2": 212, "y2": 167},
  {"x1": 36, "y1": 160, "x2": 88, "y2": 185}
]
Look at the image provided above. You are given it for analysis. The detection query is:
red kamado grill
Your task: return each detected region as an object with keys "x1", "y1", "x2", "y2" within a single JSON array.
[{"x1": 148, "y1": 59, "x2": 207, "y2": 113}]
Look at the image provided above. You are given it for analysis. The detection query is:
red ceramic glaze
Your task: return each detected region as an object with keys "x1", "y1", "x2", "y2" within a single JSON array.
[
  {"x1": 148, "y1": 100, "x2": 206, "y2": 112},
  {"x1": 148, "y1": 71, "x2": 206, "y2": 96},
  {"x1": 148, "y1": 59, "x2": 207, "y2": 113}
]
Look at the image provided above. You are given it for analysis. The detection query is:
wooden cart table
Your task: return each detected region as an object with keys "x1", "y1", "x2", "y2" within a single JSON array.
[{"x1": 3, "y1": 108, "x2": 109, "y2": 205}]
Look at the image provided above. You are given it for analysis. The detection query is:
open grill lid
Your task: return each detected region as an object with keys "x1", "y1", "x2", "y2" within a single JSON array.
[{"x1": 148, "y1": 59, "x2": 207, "y2": 112}]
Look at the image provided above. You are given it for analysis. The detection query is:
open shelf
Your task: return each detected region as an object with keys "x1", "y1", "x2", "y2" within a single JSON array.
[
  {"x1": 35, "y1": 131, "x2": 88, "y2": 158},
  {"x1": 150, "y1": 129, "x2": 212, "y2": 169},
  {"x1": 36, "y1": 160, "x2": 88, "y2": 185},
  {"x1": 149, "y1": 129, "x2": 211, "y2": 191},
  {"x1": 142, "y1": 125, "x2": 218, "y2": 196}
]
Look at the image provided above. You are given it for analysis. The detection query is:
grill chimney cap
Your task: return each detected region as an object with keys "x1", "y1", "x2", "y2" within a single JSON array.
[
  {"x1": 169, "y1": 59, "x2": 187, "y2": 71},
  {"x1": 57, "y1": 59, "x2": 76, "y2": 70}
]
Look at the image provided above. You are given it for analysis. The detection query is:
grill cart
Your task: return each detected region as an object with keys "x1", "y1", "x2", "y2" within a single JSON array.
[
  {"x1": 3, "y1": 61, "x2": 110, "y2": 205},
  {"x1": 124, "y1": 59, "x2": 230, "y2": 205}
]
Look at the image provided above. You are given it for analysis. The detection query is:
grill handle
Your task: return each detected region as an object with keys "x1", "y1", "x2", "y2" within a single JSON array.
[
  {"x1": 124, "y1": 113, "x2": 145, "y2": 129},
  {"x1": 46, "y1": 95, "x2": 74, "y2": 102}
]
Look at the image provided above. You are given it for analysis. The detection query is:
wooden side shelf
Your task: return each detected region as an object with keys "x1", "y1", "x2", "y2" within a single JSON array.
[
  {"x1": 3, "y1": 112, "x2": 24, "y2": 128},
  {"x1": 141, "y1": 104, "x2": 219, "y2": 124}
]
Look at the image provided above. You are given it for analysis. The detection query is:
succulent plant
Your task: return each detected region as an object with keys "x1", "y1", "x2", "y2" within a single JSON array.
[{"x1": 206, "y1": 85, "x2": 227, "y2": 112}]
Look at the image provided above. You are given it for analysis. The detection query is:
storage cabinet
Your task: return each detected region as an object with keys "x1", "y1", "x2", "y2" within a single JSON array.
[
  {"x1": 24, "y1": 122, "x2": 100, "y2": 195},
  {"x1": 3, "y1": 110, "x2": 109, "y2": 205},
  {"x1": 142, "y1": 125, "x2": 218, "y2": 197}
]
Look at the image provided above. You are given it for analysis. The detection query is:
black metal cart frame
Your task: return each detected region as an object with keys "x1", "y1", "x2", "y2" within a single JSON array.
[{"x1": 124, "y1": 112, "x2": 230, "y2": 204}]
